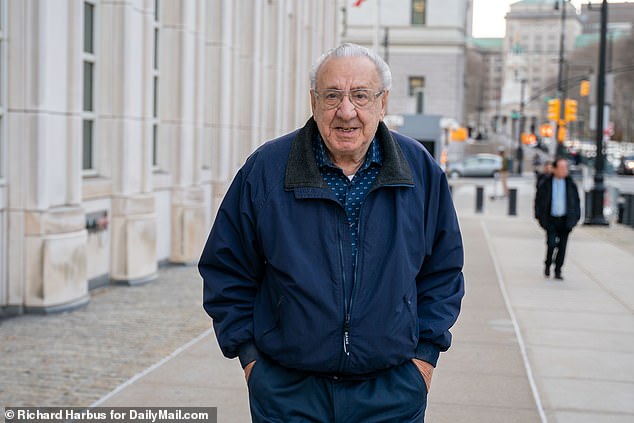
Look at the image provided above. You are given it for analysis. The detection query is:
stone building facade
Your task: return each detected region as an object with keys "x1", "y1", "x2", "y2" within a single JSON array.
[
  {"x1": 0, "y1": 0, "x2": 339, "y2": 316},
  {"x1": 465, "y1": 37, "x2": 504, "y2": 137},
  {"x1": 500, "y1": 0, "x2": 581, "y2": 134},
  {"x1": 343, "y1": 0, "x2": 472, "y2": 124}
]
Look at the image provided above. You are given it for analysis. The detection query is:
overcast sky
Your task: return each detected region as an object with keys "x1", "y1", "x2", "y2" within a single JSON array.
[{"x1": 472, "y1": 0, "x2": 626, "y2": 38}]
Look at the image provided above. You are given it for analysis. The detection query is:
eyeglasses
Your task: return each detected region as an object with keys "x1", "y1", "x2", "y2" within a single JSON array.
[{"x1": 314, "y1": 89, "x2": 384, "y2": 110}]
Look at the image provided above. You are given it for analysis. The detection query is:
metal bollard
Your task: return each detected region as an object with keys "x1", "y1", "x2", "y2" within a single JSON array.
[
  {"x1": 621, "y1": 194, "x2": 630, "y2": 226},
  {"x1": 476, "y1": 186, "x2": 484, "y2": 213},
  {"x1": 617, "y1": 197, "x2": 624, "y2": 224},
  {"x1": 585, "y1": 191, "x2": 593, "y2": 221},
  {"x1": 625, "y1": 194, "x2": 634, "y2": 228},
  {"x1": 508, "y1": 188, "x2": 517, "y2": 216},
  {"x1": 622, "y1": 194, "x2": 631, "y2": 226}
]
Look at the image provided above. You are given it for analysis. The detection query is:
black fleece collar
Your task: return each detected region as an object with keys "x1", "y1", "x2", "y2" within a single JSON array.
[{"x1": 284, "y1": 118, "x2": 414, "y2": 190}]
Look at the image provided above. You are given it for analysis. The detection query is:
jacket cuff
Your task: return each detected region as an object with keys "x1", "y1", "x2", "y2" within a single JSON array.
[
  {"x1": 238, "y1": 342, "x2": 260, "y2": 368},
  {"x1": 415, "y1": 342, "x2": 440, "y2": 367}
]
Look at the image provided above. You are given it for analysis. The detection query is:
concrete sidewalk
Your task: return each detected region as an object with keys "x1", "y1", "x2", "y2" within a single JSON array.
[{"x1": 93, "y1": 176, "x2": 634, "y2": 423}]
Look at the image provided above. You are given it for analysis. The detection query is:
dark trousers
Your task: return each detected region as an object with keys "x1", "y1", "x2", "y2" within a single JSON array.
[
  {"x1": 545, "y1": 216, "x2": 570, "y2": 275},
  {"x1": 247, "y1": 356, "x2": 428, "y2": 423}
]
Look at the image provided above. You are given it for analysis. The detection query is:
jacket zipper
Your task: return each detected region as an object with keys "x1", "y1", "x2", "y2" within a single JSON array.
[
  {"x1": 338, "y1": 233, "x2": 350, "y2": 356},
  {"x1": 341, "y1": 183, "x2": 413, "y2": 362},
  {"x1": 343, "y1": 252, "x2": 358, "y2": 357},
  {"x1": 344, "y1": 201, "x2": 363, "y2": 358}
]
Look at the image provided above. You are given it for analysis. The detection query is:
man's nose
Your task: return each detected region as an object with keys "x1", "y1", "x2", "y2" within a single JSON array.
[{"x1": 336, "y1": 94, "x2": 357, "y2": 118}]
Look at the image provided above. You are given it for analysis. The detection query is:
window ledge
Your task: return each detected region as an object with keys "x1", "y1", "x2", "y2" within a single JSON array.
[{"x1": 82, "y1": 176, "x2": 113, "y2": 200}]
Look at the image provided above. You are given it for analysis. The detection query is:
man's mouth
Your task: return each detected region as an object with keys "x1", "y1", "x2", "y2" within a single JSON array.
[{"x1": 336, "y1": 127, "x2": 358, "y2": 132}]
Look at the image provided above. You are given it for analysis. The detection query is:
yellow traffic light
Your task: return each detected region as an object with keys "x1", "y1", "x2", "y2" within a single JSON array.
[
  {"x1": 580, "y1": 80, "x2": 590, "y2": 97},
  {"x1": 547, "y1": 99, "x2": 560, "y2": 121},
  {"x1": 565, "y1": 99, "x2": 578, "y2": 122}
]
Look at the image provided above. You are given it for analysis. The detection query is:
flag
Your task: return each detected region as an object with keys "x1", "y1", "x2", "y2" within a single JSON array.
[{"x1": 353, "y1": 0, "x2": 366, "y2": 6}]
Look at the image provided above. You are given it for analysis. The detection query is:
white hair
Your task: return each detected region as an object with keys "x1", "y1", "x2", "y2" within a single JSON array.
[{"x1": 310, "y1": 43, "x2": 392, "y2": 91}]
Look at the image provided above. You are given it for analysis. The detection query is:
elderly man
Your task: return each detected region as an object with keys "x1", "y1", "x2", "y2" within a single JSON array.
[{"x1": 200, "y1": 43, "x2": 464, "y2": 422}]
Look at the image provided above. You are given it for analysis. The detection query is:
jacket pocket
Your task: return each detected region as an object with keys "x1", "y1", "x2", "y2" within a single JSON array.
[
  {"x1": 261, "y1": 295, "x2": 285, "y2": 337},
  {"x1": 404, "y1": 294, "x2": 418, "y2": 343}
]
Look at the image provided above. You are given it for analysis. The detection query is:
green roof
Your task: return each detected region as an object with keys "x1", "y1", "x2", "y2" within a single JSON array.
[
  {"x1": 469, "y1": 37, "x2": 504, "y2": 50},
  {"x1": 575, "y1": 30, "x2": 630, "y2": 48}
]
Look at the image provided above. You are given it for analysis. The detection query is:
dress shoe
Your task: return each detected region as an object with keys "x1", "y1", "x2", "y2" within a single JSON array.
[
  {"x1": 554, "y1": 273, "x2": 563, "y2": 280},
  {"x1": 544, "y1": 266, "x2": 550, "y2": 277}
]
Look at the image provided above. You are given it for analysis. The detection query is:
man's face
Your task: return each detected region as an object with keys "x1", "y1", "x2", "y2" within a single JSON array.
[
  {"x1": 310, "y1": 56, "x2": 388, "y2": 159},
  {"x1": 553, "y1": 160, "x2": 568, "y2": 179}
]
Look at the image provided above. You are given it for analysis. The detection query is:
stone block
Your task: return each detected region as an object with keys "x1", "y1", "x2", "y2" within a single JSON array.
[
  {"x1": 24, "y1": 230, "x2": 89, "y2": 311},
  {"x1": 111, "y1": 213, "x2": 157, "y2": 284},
  {"x1": 24, "y1": 207, "x2": 85, "y2": 236},
  {"x1": 112, "y1": 194, "x2": 155, "y2": 216},
  {"x1": 170, "y1": 206, "x2": 206, "y2": 263}
]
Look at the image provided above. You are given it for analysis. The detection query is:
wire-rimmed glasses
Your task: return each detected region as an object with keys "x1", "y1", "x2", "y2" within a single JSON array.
[{"x1": 314, "y1": 89, "x2": 384, "y2": 110}]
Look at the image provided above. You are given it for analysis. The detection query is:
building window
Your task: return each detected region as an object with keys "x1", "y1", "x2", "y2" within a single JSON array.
[
  {"x1": 152, "y1": 0, "x2": 160, "y2": 169},
  {"x1": 409, "y1": 76, "x2": 425, "y2": 114},
  {"x1": 411, "y1": 0, "x2": 426, "y2": 26},
  {"x1": 409, "y1": 76, "x2": 425, "y2": 96},
  {"x1": 82, "y1": 1, "x2": 96, "y2": 173}
]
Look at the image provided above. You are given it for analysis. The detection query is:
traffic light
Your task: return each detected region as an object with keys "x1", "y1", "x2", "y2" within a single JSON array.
[
  {"x1": 540, "y1": 124, "x2": 553, "y2": 137},
  {"x1": 564, "y1": 99, "x2": 578, "y2": 122},
  {"x1": 521, "y1": 133, "x2": 536, "y2": 145},
  {"x1": 547, "y1": 99, "x2": 560, "y2": 121},
  {"x1": 580, "y1": 80, "x2": 590, "y2": 97}
]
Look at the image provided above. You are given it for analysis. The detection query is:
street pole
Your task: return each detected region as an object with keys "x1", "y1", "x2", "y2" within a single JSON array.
[
  {"x1": 517, "y1": 79, "x2": 527, "y2": 174},
  {"x1": 556, "y1": 0, "x2": 567, "y2": 157},
  {"x1": 585, "y1": 0, "x2": 609, "y2": 226},
  {"x1": 383, "y1": 27, "x2": 389, "y2": 63}
]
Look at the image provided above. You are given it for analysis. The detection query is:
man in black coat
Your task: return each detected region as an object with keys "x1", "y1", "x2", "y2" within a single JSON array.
[{"x1": 534, "y1": 157, "x2": 581, "y2": 280}]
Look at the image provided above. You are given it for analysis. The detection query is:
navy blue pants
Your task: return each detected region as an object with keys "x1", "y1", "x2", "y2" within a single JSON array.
[{"x1": 247, "y1": 356, "x2": 428, "y2": 423}]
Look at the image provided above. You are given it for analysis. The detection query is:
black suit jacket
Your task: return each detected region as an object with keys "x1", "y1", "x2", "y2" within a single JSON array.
[{"x1": 534, "y1": 175, "x2": 581, "y2": 231}]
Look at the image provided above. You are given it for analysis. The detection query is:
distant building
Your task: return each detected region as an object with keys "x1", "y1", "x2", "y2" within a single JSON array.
[
  {"x1": 0, "y1": 0, "x2": 339, "y2": 316},
  {"x1": 579, "y1": 2, "x2": 634, "y2": 35},
  {"x1": 500, "y1": 0, "x2": 582, "y2": 143},
  {"x1": 465, "y1": 37, "x2": 505, "y2": 137},
  {"x1": 575, "y1": 2, "x2": 634, "y2": 50},
  {"x1": 343, "y1": 0, "x2": 473, "y2": 124}
]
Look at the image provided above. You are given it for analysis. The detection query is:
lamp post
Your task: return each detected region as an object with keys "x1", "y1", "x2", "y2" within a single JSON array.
[
  {"x1": 585, "y1": 0, "x2": 609, "y2": 226},
  {"x1": 555, "y1": 0, "x2": 568, "y2": 157},
  {"x1": 517, "y1": 78, "x2": 527, "y2": 174}
]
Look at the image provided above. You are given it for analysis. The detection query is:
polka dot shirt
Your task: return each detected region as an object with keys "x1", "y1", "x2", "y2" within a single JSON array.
[{"x1": 313, "y1": 135, "x2": 383, "y2": 261}]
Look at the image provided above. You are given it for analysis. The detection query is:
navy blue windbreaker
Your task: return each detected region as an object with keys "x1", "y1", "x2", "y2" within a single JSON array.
[{"x1": 200, "y1": 118, "x2": 464, "y2": 375}]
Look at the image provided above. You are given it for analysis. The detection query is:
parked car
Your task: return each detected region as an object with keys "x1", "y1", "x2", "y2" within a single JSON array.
[
  {"x1": 447, "y1": 153, "x2": 502, "y2": 178},
  {"x1": 617, "y1": 156, "x2": 634, "y2": 175}
]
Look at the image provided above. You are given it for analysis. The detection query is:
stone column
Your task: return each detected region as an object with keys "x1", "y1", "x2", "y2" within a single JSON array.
[
  {"x1": 101, "y1": 0, "x2": 157, "y2": 284},
  {"x1": 6, "y1": 0, "x2": 88, "y2": 312},
  {"x1": 162, "y1": 0, "x2": 206, "y2": 263}
]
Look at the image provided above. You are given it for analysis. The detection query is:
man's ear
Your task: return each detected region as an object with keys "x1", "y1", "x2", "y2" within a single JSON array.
[
  {"x1": 310, "y1": 90, "x2": 317, "y2": 114},
  {"x1": 381, "y1": 90, "x2": 389, "y2": 118}
]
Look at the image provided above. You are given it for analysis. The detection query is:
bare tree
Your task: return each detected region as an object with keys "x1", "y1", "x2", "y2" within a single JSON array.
[
  {"x1": 464, "y1": 47, "x2": 487, "y2": 136},
  {"x1": 566, "y1": 33, "x2": 634, "y2": 142}
]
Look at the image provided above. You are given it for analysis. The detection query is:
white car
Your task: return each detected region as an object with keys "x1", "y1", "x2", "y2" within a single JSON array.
[{"x1": 447, "y1": 153, "x2": 503, "y2": 178}]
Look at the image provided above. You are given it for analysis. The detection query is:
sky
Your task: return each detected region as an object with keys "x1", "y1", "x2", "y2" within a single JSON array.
[{"x1": 472, "y1": 0, "x2": 624, "y2": 38}]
